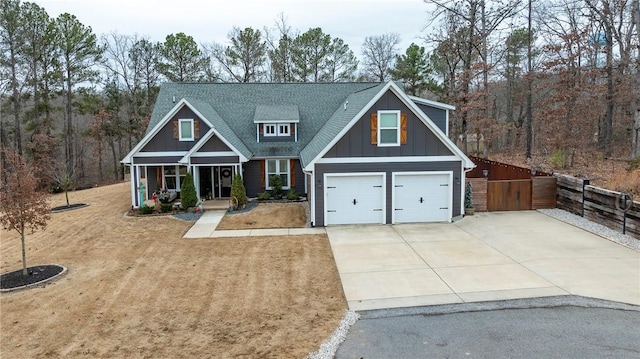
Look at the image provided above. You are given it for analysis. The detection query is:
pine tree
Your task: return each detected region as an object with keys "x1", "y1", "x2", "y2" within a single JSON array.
[
  {"x1": 231, "y1": 174, "x2": 247, "y2": 208},
  {"x1": 180, "y1": 172, "x2": 197, "y2": 209}
]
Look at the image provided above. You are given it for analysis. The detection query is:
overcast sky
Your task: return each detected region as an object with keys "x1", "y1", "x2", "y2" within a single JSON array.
[{"x1": 33, "y1": 0, "x2": 435, "y2": 58}]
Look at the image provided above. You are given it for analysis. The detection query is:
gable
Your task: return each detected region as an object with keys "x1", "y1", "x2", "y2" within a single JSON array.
[
  {"x1": 323, "y1": 91, "x2": 453, "y2": 158},
  {"x1": 197, "y1": 134, "x2": 232, "y2": 152},
  {"x1": 140, "y1": 106, "x2": 211, "y2": 152}
]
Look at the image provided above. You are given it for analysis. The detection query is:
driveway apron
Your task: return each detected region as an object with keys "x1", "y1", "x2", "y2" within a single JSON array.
[{"x1": 326, "y1": 211, "x2": 640, "y2": 311}]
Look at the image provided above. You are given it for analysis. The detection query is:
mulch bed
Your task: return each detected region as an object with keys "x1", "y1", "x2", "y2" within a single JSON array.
[
  {"x1": 0, "y1": 265, "x2": 66, "y2": 291},
  {"x1": 51, "y1": 203, "x2": 89, "y2": 213}
]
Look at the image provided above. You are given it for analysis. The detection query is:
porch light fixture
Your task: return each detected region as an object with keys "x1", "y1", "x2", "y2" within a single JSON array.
[{"x1": 482, "y1": 169, "x2": 489, "y2": 178}]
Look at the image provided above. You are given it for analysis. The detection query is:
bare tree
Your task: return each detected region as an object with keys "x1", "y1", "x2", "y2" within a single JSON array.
[
  {"x1": 361, "y1": 33, "x2": 400, "y2": 81},
  {"x1": 634, "y1": 0, "x2": 640, "y2": 160},
  {"x1": 0, "y1": 151, "x2": 51, "y2": 276}
]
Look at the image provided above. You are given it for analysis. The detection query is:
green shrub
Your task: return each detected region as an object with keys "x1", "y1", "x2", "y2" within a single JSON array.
[
  {"x1": 257, "y1": 191, "x2": 271, "y2": 200},
  {"x1": 139, "y1": 205, "x2": 154, "y2": 215},
  {"x1": 180, "y1": 172, "x2": 198, "y2": 209},
  {"x1": 270, "y1": 175, "x2": 283, "y2": 198},
  {"x1": 160, "y1": 203, "x2": 173, "y2": 213},
  {"x1": 286, "y1": 188, "x2": 299, "y2": 200},
  {"x1": 231, "y1": 173, "x2": 248, "y2": 207},
  {"x1": 550, "y1": 148, "x2": 568, "y2": 169}
]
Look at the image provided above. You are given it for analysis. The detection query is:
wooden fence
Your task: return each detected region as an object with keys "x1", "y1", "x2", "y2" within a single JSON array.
[
  {"x1": 469, "y1": 175, "x2": 556, "y2": 212},
  {"x1": 556, "y1": 174, "x2": 640, "y2": 239}
]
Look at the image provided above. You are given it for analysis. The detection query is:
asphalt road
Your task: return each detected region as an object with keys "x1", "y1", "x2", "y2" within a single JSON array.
[{"x1": 336, "y1": 301, "x2": 640, "y2": 358}]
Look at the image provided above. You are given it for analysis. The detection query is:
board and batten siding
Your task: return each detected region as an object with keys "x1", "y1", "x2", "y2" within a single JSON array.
[
  {"x1": 323, "y1": 91, "x2": 453, "y2": 158},
  {"x1": 242, "y1": 159, "x2": 305, "y2": 197},
  {"x1": 313, "y1": 161, "x2": 462, "y2": 226},
  {"x1": 140, "y1": 106, "x2": 211, "y2": 152},
  {"x1": 198, "y1": 134, "x2": 233, "y2": 152},
  {"x1": 414, "y1": 103, "x2": 447, "y2": 135}
]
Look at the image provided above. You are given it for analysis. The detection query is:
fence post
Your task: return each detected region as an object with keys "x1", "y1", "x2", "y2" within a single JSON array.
[{"x1": 582, "y1": 179, "x2": 590, "y2": 218}]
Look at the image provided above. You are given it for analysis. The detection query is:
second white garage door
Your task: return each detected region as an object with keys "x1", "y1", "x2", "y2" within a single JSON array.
[
  {"x1": 324, "y1": 174, "x2": 385, "y2": 225},
  {"x1": 393, "y1": 172, "x2": 452, "y2": 223}
]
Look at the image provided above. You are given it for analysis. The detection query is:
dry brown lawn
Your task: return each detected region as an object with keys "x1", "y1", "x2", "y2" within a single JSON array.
[
  {"x1": 216, "y1": 203, "x2": 308, "y2": 230},
  {"x1": 0, "y1": 182, "x2": 346, "y2": 358}
]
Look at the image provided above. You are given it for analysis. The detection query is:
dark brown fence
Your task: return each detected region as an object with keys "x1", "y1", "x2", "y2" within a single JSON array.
[
  {"x1": 555, "y1": 174, "x2": 640, "y2": 239},
  {"x1": 468, "y1": 157, "x2": 556, "y2": 212}
]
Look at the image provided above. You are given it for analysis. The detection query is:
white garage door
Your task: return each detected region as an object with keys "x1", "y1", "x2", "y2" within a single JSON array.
[
  {"x1": 325, "y1": 174, "x2": 385, "y2": 225},
  {"x1": 393, "y1": 172, "x2": 452, "y2": 223}
]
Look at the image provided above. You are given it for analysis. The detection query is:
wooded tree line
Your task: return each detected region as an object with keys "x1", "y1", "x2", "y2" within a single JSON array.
[{"x1": 0, "y1": 0, "x2": 638, "y2": 190}]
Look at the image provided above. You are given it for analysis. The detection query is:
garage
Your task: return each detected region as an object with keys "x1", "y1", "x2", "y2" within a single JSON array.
[
  {"x1": 324, "y1": 173, "x2": 385, "y2": 225},
  {"x1": 393, "y1": 172, "x2": 452, "y2": 223}
]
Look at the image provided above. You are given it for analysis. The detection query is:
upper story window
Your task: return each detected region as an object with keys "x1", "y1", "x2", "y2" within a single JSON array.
[
  {"x1": 278, "y1": 124, "x2": 290, "y2": 136},
  {"x1": 378, "y1": 110, "x2": 400, "y2": 146},
  {"x1": 264, "y1": 124, "x2": 277, "y2": 136},
  {"x1": 179, "y1": 119, "x2": 194, "y2": 141}
]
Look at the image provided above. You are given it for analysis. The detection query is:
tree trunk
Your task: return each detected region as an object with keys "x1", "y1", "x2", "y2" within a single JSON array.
[
  {"x1": 632, "y1": 0, "x2": 640, "y2": 160},
  {"x1": 525, "y1": 0, "x2": 533, "y2": 159},
  {"x1": 65, "y1": 67, "x2": 74, "y2": 174},
  {"x1": 20, "y1": 227, "x2": 27, "y2": 276},
  {"x1": 603, "y1": 24, "x2": 614, "y2": 158}
]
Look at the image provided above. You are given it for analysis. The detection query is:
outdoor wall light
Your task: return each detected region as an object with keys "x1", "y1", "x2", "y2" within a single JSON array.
[
  {"x1": 531, "y1": 167, "x2": 537, "y2": 176},
  {"x1": 482, "y1": 169, "x2": 489, "y2": 178}
]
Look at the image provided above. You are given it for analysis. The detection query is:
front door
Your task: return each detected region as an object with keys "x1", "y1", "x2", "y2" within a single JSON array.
[
  {"x1": 214, "y1": 166, "x2": 233, "y2": 198},
  {"x1": 199, "y1": 166, "x2": 213, "y2": 200}
]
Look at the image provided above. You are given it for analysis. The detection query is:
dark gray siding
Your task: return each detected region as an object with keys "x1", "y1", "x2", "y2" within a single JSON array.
[
  {"x1": 259, "y1": 134, "x2": 295, "y2": 142},
  {"x1": 147, "y1": 166, "x2": 160, "y2": 194},
  {"x1": 323, "y1": 91, "x2": 453, "y2": 158},
  {"x1": 313, "y1": 161, "x2": 462, "y2": 226},
  {"x1": 243, "y1": 161, "x2": 262, "y2": 197},
  {"x1": 416, "y1": 103, "x2": 447, "y2": 135},
  {"x1": 141, "y1": 106, "x2": 211, "y2": 152},
  {"x1": 199, "y1": 135, "x2": 232, "y2": 152},
  {"x1": 133, "y1": 156, "x2": 183, "y2": 164},
  {"x1": 191, "y1": 156, "x2": 239, "y2": 164},
  {"x1": 243, "y1": 159, "x2": 306, "y2": 198}
]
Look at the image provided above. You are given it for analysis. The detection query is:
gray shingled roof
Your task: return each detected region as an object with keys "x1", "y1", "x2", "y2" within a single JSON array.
[
  {"x1": 253, "y1": 105, "x2": 300, "y2": 123},
  {"x1": 147, "y1": 82, "x2": 384, "y2": 161}
]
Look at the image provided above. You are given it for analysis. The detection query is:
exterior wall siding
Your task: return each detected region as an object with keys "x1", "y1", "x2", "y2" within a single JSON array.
[
  {"x1": 199, "y1": 135, "x2": 232, "y2": 152},
  {"x1": 141, "y1": 106, "x2": 211, "y2": 152},
  {"x1": 146, "y1": 166, "x2": 159, "y2": 195},
  {"x1": 191, "y1": 156, "x2": 239, "y2": 164},
  {"x1": 323, "y1": 91, "x2": 453, "y2": 158},
  {"x1": 242, "y1": 159, "x2": 306, "y2": 198},
  {"x1": 415, "y1": 103, "x2": 447, "y2": 135},
  {"x1": 313, "y1": 161, "x2": 462, "y2": 226},
  {"x1": 133, "y1": 156, "x2": 183, "y2": 164}
]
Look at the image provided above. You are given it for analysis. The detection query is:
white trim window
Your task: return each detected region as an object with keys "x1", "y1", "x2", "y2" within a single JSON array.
[
  {"x1": 179, "y1": 119, "x2": 194, "y2": 141},
  {"x1": 378, "y1": 110, "x2": 400, "y2": 146},
  {"x1": 163, "y1": 165, "x2": 187, "y2": 190},
  {"x1": 278, "y1": 124, "x2": 290, "y2": 136},
  {"x1": 264, "y1": 124, "x2": 277, "y2": 136},
  {"x1": 266, "y1": 159, "x2": 290, "y2": 189}
]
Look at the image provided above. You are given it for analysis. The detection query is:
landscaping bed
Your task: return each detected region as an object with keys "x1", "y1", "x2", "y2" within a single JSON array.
[{"x1": 216, "y1": 202, "x2": 309, "y2": 230}]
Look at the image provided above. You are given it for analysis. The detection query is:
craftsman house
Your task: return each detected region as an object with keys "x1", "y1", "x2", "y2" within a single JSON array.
[{"x1": 122, "y1": 81, "x2": 474, "y2": 226}]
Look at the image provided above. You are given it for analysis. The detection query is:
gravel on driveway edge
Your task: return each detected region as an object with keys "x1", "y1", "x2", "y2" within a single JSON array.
[
  {"x1": 305, "y1": 311, "x2": 359, "y2": 359},
  {"x1": 538, "y1": 208, "x2": 640, "y2": 251}
]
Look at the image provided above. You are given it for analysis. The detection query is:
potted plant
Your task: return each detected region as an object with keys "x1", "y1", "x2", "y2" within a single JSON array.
[{"x1": 464, "y1": 181, "x2": 474, "y2": 215}]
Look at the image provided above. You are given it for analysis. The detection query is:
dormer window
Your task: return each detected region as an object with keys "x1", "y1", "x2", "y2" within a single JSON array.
[
  {"x1": 278, "y1": 124, "x2": 290, "y2": 136},
  {"x1": 265, "y1": 124, "x2": 277, "y2": 136}
]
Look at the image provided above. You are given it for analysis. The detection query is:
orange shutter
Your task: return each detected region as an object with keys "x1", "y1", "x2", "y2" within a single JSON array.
[
  {"x1": 259, "y1": 123, "x2": 264, "y2": 135},
  {"x1": 194, "y1": 120, "x2": 200, "y2": 139},
  {"x1": 291, "y1": 124, "x2": 296, "y2": 136},
  {"x1": 370, "y1": 113, "x2": 378, "y2": 144},
  {"x1": 260, "y1": 160, "x2": 266, "y2": 187},
  {"x1": 400, "y1": 113, "x2": 408, "y2": 144},
  {"x1": 173, "y1": 120, "x2": 178, "y2": 139},
  {"x1": 290, "y1": 160, "x2": 296, "y2": 188}
]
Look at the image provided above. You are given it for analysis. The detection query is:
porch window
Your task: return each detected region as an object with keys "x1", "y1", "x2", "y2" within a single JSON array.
[
  {"x1": 163, "y1": 165, "x2": 187, "y2": 190},
  {"x1": 266, "y1": 159, "x2": 290, "y2": 189},
  {"x1": 179, "y1": 119, "x2": 194, "y2": 141},
  {"x1": 378, "y1": 110, "x2": 400, "y2": 146}
]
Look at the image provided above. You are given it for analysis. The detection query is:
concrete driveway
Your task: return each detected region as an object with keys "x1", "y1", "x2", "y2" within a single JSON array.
[{"x1": 326, "y1": 211, "x2": 640, "y2": 311}]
